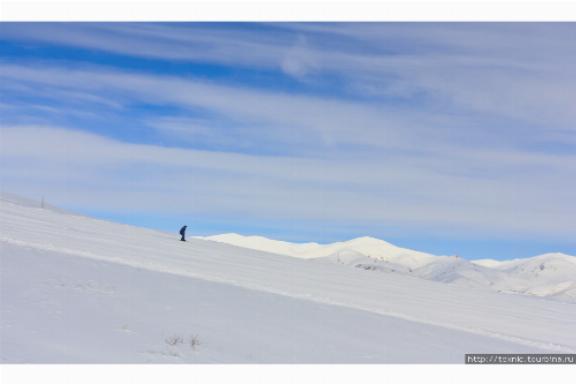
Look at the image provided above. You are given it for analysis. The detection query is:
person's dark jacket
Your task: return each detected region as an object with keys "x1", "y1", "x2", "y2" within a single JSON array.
[{"x1": 179, "y1": 225, "x2": 187, "y2": 241}]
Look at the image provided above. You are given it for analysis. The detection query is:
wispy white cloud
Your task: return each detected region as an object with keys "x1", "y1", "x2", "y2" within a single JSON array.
[
  {"x1": 2, "y1": 125, "x2": 574, "y2": 236},
  {"x1": 0, "y1": 63, "x2": 454, "y2": 152},
  {"x1": 3, "y1": 62, "x2": 570, "y2": 157},
  {"x1": 280, "y1": 35, "x2": 320, "y2": 79},
  {"x1": 3, "y1": 23, "x2": 575, "y2": 130}
]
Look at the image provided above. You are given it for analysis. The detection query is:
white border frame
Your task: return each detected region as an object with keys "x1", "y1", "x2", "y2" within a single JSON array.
[{"x1": 1, "y1": 0, "x2": 576, "y2": 21}]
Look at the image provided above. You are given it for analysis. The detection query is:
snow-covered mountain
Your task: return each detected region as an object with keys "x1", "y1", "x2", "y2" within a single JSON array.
[
  {"x1": 2, "y1": 195, "x2": 576, "y2": 363},
  {"x1": 203, "y1": 234, "x2": 442, "y2": 268},
  {"x1": 472, "y1": 253, "x2": 576, "y2": 301},
  {"x1": 201, "y1": 233, "x2": 576, "y2": 301}
]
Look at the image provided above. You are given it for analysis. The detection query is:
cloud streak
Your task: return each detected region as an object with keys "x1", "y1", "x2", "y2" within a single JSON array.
[
  {"x1": 2, "y1": 125, "x2": 574, "y2": 237},
  {"x1": 3, "y1": 23, "x2": 576, "y2": 129}
]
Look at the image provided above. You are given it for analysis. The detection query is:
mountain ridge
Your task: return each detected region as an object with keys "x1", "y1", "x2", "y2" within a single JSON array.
[{"x1": 201, "y1": 232, "x2": 576, "y2": 301}]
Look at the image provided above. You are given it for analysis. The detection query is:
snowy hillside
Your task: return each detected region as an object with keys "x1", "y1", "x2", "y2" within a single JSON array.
[
  {"x1": 2, "y1": 196, "x2": 576, "y2": 363},
  {"x1": 203, "y1": 234, "x2": 442, "y2": 268},
  {"x1": 472, "y1": 254, "x2": 576, "y2": 301},
  {"x1": 202, "y1": 233, "x2": 576, "y2": 301}
]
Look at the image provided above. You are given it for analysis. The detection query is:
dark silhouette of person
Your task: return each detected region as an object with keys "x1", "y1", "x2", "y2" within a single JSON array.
[{"x1": 179, "y1": 225, "x2": 187, "y2": 241}]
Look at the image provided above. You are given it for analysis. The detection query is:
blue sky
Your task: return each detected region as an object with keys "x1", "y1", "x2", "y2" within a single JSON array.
[{"x1": 1, "y1": 23, "x2": 575, "y2": 259}]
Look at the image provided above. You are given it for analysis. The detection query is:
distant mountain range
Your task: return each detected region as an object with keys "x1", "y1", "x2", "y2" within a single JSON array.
[{"x1": 200, "y1": 233, "x2": 576, "y2": 302}]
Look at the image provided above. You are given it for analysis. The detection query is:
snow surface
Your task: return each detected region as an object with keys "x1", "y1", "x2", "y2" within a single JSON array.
[
  {"x1": 203, "y1": 233, "x2": 576, "y2": 301},
  {"x1": 1, "y1": 197, "x2": 576, "y2": 362}
]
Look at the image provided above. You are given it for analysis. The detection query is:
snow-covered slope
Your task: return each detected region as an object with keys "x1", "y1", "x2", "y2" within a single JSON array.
[
  {"x1": 4, "y1": 242, "x2": 559, "y2": 363},
  {"x1": 412, "y1": 257, "x2": 505, "y2": 287},
  {"x1": 202, "y1": 233, "x2": 576, "y2": 301},
  {"x1": 475, "y1": 253, "x2": 576, "y2": 274},
  {"x1": 2, "y1": 196, "x2": 576, "y2": 362},
  {"x1": 472, "y1": 253, "x2": 576, "y2": 301}
]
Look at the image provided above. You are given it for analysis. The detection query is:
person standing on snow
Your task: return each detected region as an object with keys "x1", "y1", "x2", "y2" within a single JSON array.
[{"x1": 179, "y1": 225, "x2": 187, "y2": 242}]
